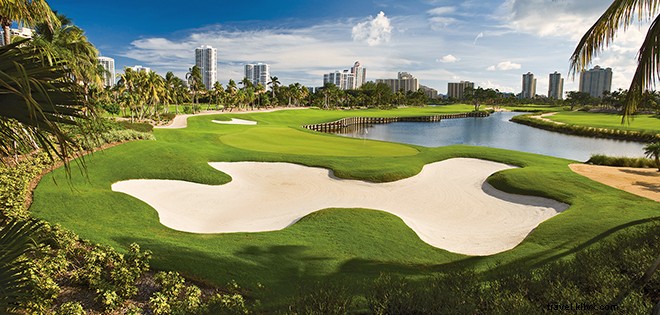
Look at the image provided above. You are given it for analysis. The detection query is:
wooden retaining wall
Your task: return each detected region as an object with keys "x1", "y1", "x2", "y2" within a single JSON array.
[{"x1": 302, "y1": 111, "x2": 490, "y2": 133}]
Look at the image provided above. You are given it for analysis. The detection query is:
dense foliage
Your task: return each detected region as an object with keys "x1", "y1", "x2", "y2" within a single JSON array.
[{"x1": 290, "y1": 222, "x2": 660, "y2": 314}]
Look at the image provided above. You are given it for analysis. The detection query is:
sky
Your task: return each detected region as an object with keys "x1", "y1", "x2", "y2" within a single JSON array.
[{"x1": 46, "y1": 0, "x2": 649, "y2": 95}]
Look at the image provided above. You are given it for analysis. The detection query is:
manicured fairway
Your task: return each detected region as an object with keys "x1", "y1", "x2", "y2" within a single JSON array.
[
  {"x1": 547, "y1": 111, "x2": 660, "y2": 133},
  {"x1": 29, "y1": 107, "x2": 660, "y2": 308}
]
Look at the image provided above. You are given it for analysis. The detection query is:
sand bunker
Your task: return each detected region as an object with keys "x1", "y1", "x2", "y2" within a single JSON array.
[
  {"x1": 570, "y1": 164, "x2": 659, "y2": 202},
  {"x1": 112, "y1": 158, "x2": 568, "y2": 256},
  {"x1": 212, "y1": 118, "x2": 257, "y2": 125}
]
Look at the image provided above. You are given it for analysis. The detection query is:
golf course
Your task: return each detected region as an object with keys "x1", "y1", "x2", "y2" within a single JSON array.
[{"x1": 28, "y1": 106, "x2": 660, "y2": 309}]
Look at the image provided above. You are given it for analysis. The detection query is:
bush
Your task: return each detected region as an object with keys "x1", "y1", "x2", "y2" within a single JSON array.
[
  {"x1": 160, "y1": 112, "x2": 176, "y2": 121},
  {"x1": 288, "y1": 281, "x2": 353, "y2": 315},
  {"x1": 118, "y1": 121, "x2": 154, "y2": 133},
  {"x1": 587, "y1": 154, "x2": 656, "y2": 168}
]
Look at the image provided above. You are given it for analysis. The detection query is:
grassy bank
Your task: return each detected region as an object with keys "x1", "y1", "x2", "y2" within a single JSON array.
[
  {"x1": 28, "y1": 107, "x2": 660, "y2": 310},
  {"x1": 511, "y1": 113, "x2": 660, "y2": 142}
]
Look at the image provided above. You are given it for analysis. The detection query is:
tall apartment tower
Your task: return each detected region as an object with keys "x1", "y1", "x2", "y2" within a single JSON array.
[
  {"x1": 579, "y1": 65, "x2": 612, "y2": 98},
  {"x1": 522, "y1": 72, "x2": 537, "y2": 99},
  {"x1": 244, "y1": 63, "x2": 270, "y2": 88},
  {"x1": 447, "y1": 81, "x2": 474, "y2": 99},
  {"x1": 98, "y1": 56, "x2": 115, "y2": 87},
  {"x1": 376, "y1": 72, "x2": 419, "y2": 93},
  {"x1": 323, "y1": 70, "x2": 355, "y2": 90},
  {"x1": 195, "y1": 45, "x2": 217, "y2": 90},
  {"x1": 548, "y1": 71, "x2": 564, "y2": 99},
  {"x1": 350, "y1": 61, "x2": 367, "y2": 89}
]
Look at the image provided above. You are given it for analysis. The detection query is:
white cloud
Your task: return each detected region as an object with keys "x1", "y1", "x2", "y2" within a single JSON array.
[
  {"x1": 427, "y1": 6, "x2": 456, "y2": 16},
  {"x1": 473, "y1": 32, "x2": 483, "y2": 45},
  {"x1": 352, "y1": 11, "x2": 393, "y2": 46},
  {"x1": 438, "y1": 54, "x2": 459, "y2": 63},
  {"x1": 487, "y1": 61, "x2": 521, "y2": 71}
]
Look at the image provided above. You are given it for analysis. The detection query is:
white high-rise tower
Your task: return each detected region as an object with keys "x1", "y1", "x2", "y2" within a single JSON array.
[
  {"x1": 98, "y1": 56, "x2": 115, "y2": 87},
  {"x1": 195, "y1": 45, "x2": 217, "y2": 90},
  {"x1": 244, "y1": 63, "x2": 270, "y2": 88}
]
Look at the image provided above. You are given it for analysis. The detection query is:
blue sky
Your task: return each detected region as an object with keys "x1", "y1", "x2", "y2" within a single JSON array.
[{"x1": 47, "y1": 0, "x2": 647, "y2": 95}]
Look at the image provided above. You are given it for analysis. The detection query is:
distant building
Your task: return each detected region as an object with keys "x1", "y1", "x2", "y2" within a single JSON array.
[
  {"x1": 130, "y1": 65, "x2": 151, "y2": 73},
  {"x1": 244, "y1": 63, "x2": 270, "y2": 88},
  {"x1": 419, "y1": 85, "x2": 438, "y2": 99},
  {"x1": 98, "y1": 56, "x2": 115, "y2": 87},
  {"x1": 548, "y1": 71, "x2": 564, "y2": 99},
  {"x1": 376, "y1": 72, "x2": 419, "y2": 93},
  {"x1": 447, "y1": 81, "x2": 474, "y2": 99},
  {"x1": 579, "y1": 65, "x2": 612, "y2": 98},
  {"x1": 350, "y1": 61, "x2": 367, "y2": 89},
  {"x1": 195, "y1": 45, "x2": 217, "y2": 90},
  {"x1": 322, "y1": 61, "x2": 366, "y2": 90},
  {"x1": 0, "y1": 26, "x2": 33, "y2": 45},
  {"x1": 522, "y1": 72, "x2": 537, "y2": 99},
  {"x1": 323, "y1": 70, "x2": 355, "y2": 90}
]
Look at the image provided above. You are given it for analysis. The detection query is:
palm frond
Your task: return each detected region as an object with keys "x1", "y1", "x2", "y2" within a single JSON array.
[
  {"x1": 622, "y1": 13, "x2": 660, "y2": 122},
  {"x1": 0, "y1": 218, "x2": 44, "y2": 314},
  {"x1": 570, "y1": 0, "x2": 659, "y2": 75},
  {"x1": 0, "y1": 39, "x2": 87, "y2": 168}
]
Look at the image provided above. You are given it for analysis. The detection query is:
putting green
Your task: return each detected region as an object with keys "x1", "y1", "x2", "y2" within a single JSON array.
[{"x1": 220, "y1": 126, "x2": 419, "y2": 157}]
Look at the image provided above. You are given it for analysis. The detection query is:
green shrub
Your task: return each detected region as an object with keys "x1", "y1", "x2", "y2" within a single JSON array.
[
  {"x1": 160, "y1": 112, "x2": 176, "y2": 121},
  {"x1": 587, "y1": 154, "x2": 656, "y2": 168},
  {"x1": 288, "y1": 281, "x2": 353, "y2": 315},
  {"x1": 118, "y1": 121, "x2": 154, "y2": 133},
  {"x1": 55, "y1": 302, "x2": 85, "y2": 315}
]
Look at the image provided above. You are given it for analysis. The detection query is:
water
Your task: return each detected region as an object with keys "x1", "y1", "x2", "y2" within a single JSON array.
[{"x1": 337, "y1": 112, "x2": 647, "y2": 161}]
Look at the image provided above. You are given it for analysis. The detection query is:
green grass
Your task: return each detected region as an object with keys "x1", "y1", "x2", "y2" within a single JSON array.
[
  {"x1": 28, "y1": 107, "x2": 660, "y2": 310},
  {"x1": 548, "y1": 111, "x2": 660, "y2": 133}
]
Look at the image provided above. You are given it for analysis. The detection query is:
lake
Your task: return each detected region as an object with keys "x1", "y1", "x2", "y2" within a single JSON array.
[{"x1": 337, "y1": 111, "x2": 647, "y2": 161}]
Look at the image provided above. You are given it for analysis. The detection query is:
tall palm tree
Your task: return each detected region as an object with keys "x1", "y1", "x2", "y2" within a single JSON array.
[
  {"x1": 571, "y1": 1, "x2": 660, "y2": 122},
  {"x1": 644, "y1": 142, "x2": 660, "y2": 171},
  {"x1": 185, "y1": 65, "x2": 203, "y2": 106},
  {"x1": 268, "y1": 75, "x2": 280, "y2": 103},
  {"x1": 225, "y1": 79, "x2": 238, "y2": 111},
  {"x1": 1, "y1": 0, "x2": 58, "y2": 46},
  {"x1": 33, "y1": 14, "x2": 101, "y2": 98},
  {"x1": 211, "y1": 81, "x2": 224, "y2": 110}
]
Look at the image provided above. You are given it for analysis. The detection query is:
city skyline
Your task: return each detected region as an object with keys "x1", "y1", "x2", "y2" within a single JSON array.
[{"x1": 45, "y1": 1, "x2": 648, "y2": 94}]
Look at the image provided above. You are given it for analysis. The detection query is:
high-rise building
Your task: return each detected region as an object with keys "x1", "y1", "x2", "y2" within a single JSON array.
[
  {"x1": 98, "y1": 56, "x2": 115, "y2": 87},
  {"x1": 447, "y1": 81, "x2": 474, "y2": 99},
  {"x1": 322, "y1": 61, "x2": 366, "y2": 90},
  {"x1": 244, "y1": 63, "x2": 270, "y2": 88},
  {"x1": 323, "y1": 70, "x2": 355, "y2": 90},
  {"x1": 376, "y1": 72, "x2": 419, "y2": 94},
  {"x1": 420, "y1": 85, "x2": 438, "y2": 99},
  {"x1": 579, "y1": 65, "x2": 612, "y2": 98},
  {"x1": 195, "y1": 45, "x2": 217, "y2": 90},
  {"x1": 522, "y1": 72, "x2": 537, "y2": 99},
  {"x1": 350, "y1": 61, "x2": 367, "y2": 89},
  {"x1": 130, "y1": 65, "x2": 151, "y2": 73},
  {"x1": 548, "y1": 71, "x2": 564, "y2": 99}
]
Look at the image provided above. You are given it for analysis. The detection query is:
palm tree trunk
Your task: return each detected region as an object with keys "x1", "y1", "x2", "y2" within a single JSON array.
[{"x1": 1, "y1": 21, "x2": 11, "y2": 46}]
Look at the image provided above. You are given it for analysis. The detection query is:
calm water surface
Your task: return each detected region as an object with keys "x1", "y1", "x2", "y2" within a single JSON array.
[{"x1": 337, "y1": 111, "x2": 647, "y2": 161}]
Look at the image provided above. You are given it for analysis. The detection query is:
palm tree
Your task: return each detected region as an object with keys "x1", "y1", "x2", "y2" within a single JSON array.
[
  {"x1": 1, "y1": 0, "x2": 58, "y2": 46},
  {"x1": 185, "y1": 65, "x2": 203, "y2": 107},
  {"x1": 267, "y1": 75, "x2": 280, "y2": 104},
  {"x1": 571, "y1": 1, "x2": 660, "y2": 122},
  {"x1": 644, "y1": 142, "x2": 660, "y2": 171},
  {"x1": 211, "y1": 81, "x2": 225, "y2": 110},
  {"x1": 0, "y1": 40, "x2": 88, "y2": 164},
  {"x1": 225, "y1": 79, "x2": 238, "y2": 111}
]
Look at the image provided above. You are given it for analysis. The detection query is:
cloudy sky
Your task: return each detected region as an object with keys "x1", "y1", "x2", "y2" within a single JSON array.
[{"x1": 48, "y1": 0, "x2": 648, "y2": 95}]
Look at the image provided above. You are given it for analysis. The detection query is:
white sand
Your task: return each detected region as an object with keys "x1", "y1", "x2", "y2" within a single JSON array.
[
  {"x1": 112, "y1": 158, "x2": 568, "y2": 256},
  {"x1": 211, "y1": 118, "x2": 257, "y2": 125}
]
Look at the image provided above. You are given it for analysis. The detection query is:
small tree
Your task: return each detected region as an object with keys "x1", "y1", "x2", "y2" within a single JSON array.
[{"x1": 643, "y1": 142, "x2": 660, "y2": 171}]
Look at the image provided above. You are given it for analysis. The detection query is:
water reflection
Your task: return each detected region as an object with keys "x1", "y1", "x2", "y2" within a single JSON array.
[{"x1": 337, "y1": 112, "x2": 647, "y2": 161}]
